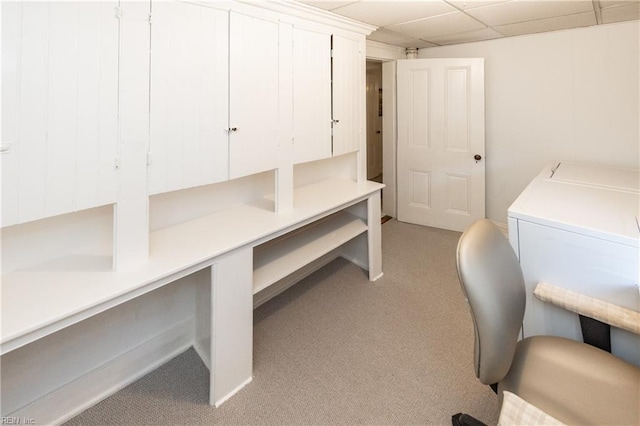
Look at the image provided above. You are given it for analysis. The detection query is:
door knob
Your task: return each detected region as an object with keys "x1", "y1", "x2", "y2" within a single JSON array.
[{"x1": 474, "y1": 154, "x2": 482, "y2": 162}]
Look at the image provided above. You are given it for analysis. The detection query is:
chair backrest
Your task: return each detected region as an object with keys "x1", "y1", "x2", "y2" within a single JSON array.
[{"x1": 456, "y1": 219, "x2": 526, "y2": 385}]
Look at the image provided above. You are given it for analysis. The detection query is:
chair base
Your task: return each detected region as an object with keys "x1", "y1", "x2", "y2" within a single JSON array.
[{"x1": 451, "y1": 413, "x2": 487, "y2": 426}]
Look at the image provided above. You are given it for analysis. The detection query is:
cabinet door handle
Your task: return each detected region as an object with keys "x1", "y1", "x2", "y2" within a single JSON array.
[
  {"x1": 332, "y1": 119, "x2": 340, "y2": 124},
  {"x1": 227, "y1": 127, "x2": 238, "y2": 132}
]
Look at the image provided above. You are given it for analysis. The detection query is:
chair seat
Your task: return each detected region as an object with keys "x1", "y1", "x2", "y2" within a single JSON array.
[{"x1": 499, "y1": 336, "x2": 640, "y2": 425}]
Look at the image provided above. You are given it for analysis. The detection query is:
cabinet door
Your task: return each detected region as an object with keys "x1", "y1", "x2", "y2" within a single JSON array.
[
  {"x1": 148, "y1": 2, "x2": 229, "y2": 194},
  {"x1": 229, "y1": 12, "x2": 279, "y2": 179},
  {"x1": 1, "y1": 1, "x2": 119, "y2": 226},
  {"x1": 292, "y1": 28, "x2": 331, "y2": 164},
  {"x1": 331, "y1": 35, "x2": 364, "y2": 157}
]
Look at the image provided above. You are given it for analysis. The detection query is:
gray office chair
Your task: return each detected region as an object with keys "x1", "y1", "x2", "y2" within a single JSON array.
[{"x1": 455, "y1": 219, "x2": 640, "y2": 425}]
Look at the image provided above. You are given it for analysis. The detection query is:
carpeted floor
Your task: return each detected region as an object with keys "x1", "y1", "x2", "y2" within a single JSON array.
[{"x1": 65, "y1": 219, "x2": 499, "y2": 425}]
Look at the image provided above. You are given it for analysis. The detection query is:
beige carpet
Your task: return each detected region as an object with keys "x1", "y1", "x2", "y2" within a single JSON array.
[{"x1": 65, "y1": 219, "x2": 499, "y2": 425}]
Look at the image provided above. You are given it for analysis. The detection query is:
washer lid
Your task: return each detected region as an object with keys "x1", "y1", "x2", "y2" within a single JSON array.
[
  {"x1": 509, "y1": 162, "x2": 640, "y2": 247},
  {"x1": 550, "y1": 162, "x2": 639, "y2": 193}
]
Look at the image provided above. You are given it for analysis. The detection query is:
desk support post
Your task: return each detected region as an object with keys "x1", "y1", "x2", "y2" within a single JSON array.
[
  {"x1": 367, "y1": 191, "x2": 383, "y2": 281},
  {"x1": 209, "y1": 247, "x2": 253, "y2": 406}
]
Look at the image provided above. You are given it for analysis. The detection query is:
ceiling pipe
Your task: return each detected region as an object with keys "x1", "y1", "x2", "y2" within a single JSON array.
[{"x1": 406, "y1": 47, "x2": 418, "y2": 59}]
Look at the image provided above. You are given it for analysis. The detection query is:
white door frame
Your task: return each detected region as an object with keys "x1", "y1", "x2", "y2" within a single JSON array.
[
  {"x1": 368, "y1": 45, "x2": 484, "y2": 225},
  {"x1": 381, "y1": 61, "x2": 397, "y2": 218},
  {"x1": 365, "y1": 40, "x2": 404, "y2": 218}
]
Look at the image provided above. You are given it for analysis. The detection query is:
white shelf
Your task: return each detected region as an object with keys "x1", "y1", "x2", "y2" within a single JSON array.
[
  {"x1": 1, "y1": 178, "x2": 383, "y2": 355},
  {"x1": 253, "y1": 211, "x2": 367, "y2": 294}
]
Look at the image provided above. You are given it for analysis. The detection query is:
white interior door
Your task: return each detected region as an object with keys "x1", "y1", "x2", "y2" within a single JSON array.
[{"x1": 397, "y1": 58, "x2": 485, "y2": 232}]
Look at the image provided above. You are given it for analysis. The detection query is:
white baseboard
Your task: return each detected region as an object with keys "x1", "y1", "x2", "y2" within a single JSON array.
[
  {"x1": 339, "y1": 251, "x2": 368, "y2": 272},
  {"x1": 193, "y1": 340, "x2": 211, "y2": 371},
  {"x1": 10, "y1": 319, "x2": 195, "y2": 425},
  {"x1": 213, "y1": 376, "x2": 253, "y2": 408}
]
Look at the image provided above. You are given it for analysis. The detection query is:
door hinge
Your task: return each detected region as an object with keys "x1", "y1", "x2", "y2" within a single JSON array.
[
  {"x1": 148, "y1": 13, "x2": 153, "y2": 25},
  {"x1": 114, "y1": 157, "x2": 121, "y2": 170},
  {"x1": 114, "y1": 6, "x2": 122, "y2": 20},
  {"x1": 147, "y1": 152, "x2": 153, "y2": 166},
  {"x1": 330, "y1": 49, "x2": 334, "y2": 58}
]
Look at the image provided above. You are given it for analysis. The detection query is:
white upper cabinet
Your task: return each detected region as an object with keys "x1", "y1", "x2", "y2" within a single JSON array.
[
  {"x1": 292, "y1": 28, "x2": 332, "y2": 165},
  {"x1": 148, "y1": 2, "x2": 229, "y2": 195},
  {"x1": 0, "y1": 0, "x2": 372, "y2": 227},
  {"x1": 331, "y1": 35, "x2": 364, "y2": 157},
  {"x1": 229, "y1": 12, "x2": 280, "y2": 180},
  {"x1": 1, "y1": 1, "x2": 119, "y2": 227}
]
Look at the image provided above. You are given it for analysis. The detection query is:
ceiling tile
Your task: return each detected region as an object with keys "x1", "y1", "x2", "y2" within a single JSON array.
[
  {"x1": 368, "y1": 28, "x2": 438, "y2": 48},
  {"x1": 331, "y1": 0, "x2": 455, "y2": 27},
  {"x1": 423, "y1": 27, "x2": 503, "y2": 45},
  {"x1": 601, "y1": 2, "x2": 640, "y2": 23},
  {"x1": 297, "y1": 1, "x2": 359, "y2": 11},
  {"x1": 494, "y1": 11, "x2": 596, "y2": 36},
  {"x1": 465, "y1": 0, "x2": 594, "y2": 26},
  {"x1": 446, "y1": 0, "x2": 510, "y2": 10},
  {"x1": 411, "y1": 39, "x2": 441, "y2": 48},
  {"x1": 368, "y1": 28, "x2": 414, "y2": 43},
  {"x1": 387, "y1": 11, "x2": 486, "y2": 39},
  {"x1": 297, "y1": 0, "x2": 640, "y2": 49},
  {"x1": 598, "y1": 0, "x2": 638, "y2": 9}
]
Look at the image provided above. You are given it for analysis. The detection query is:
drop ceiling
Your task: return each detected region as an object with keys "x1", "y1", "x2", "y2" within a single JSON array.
[{"x1": 297, "y1": 0, "x2": 640, "y2": 48}]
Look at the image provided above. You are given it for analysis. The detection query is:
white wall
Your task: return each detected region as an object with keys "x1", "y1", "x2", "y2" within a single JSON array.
[{"x1": 419, "y1": 21, "x2": 639, "y2": 224}]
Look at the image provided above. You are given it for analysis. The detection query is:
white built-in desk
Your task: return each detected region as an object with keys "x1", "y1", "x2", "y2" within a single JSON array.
[{"x1": 1, "y1": 178, "x2": 383, "y2": 419}]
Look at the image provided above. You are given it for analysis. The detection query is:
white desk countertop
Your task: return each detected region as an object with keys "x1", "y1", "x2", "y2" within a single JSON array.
[{"x1": 1, "y1": 178, "x2": 384, "y2": 355}]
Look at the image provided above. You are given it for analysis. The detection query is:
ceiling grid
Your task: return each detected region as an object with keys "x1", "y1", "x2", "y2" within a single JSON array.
[{"x1": 297, "y1": 0, "x2": 640, "y2": 47}]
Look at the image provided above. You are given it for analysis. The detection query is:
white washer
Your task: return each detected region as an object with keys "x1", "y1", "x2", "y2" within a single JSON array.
[{"x1": 508, "y1": 161, "x2": 640, "y2": 366}]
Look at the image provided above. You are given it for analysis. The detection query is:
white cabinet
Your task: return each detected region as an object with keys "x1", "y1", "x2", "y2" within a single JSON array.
[
  {"x1": 331, "y1": 35, "x2": 364, "y2": 157},
  {"x1": 149, "y1": 6, "x2": 281, "y2": 189},
  {"x1": 148, "y1": 2, "x2": 229, "y2": 194},
  {"x1": 1, "y1": 1, "x2": 377, "y2": 420},
  {"x1": 1, "y1": 1, "x2": 119, "y2": 227},
  {"x1": 292, "y1": 28, "x2": 332, "y2": 164},
  {"x1": 291, "y1": 31, "x2": 364, "y2": 165},
  {"x1": 509, "y1": 162, "x2": 640, "y2": 366},
  {"x1": 229, "y1": 12, "x2": 280, "y2": 179},
  {"x1": 1, "y1": 1, "x2": 370, "y2": 227}
]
